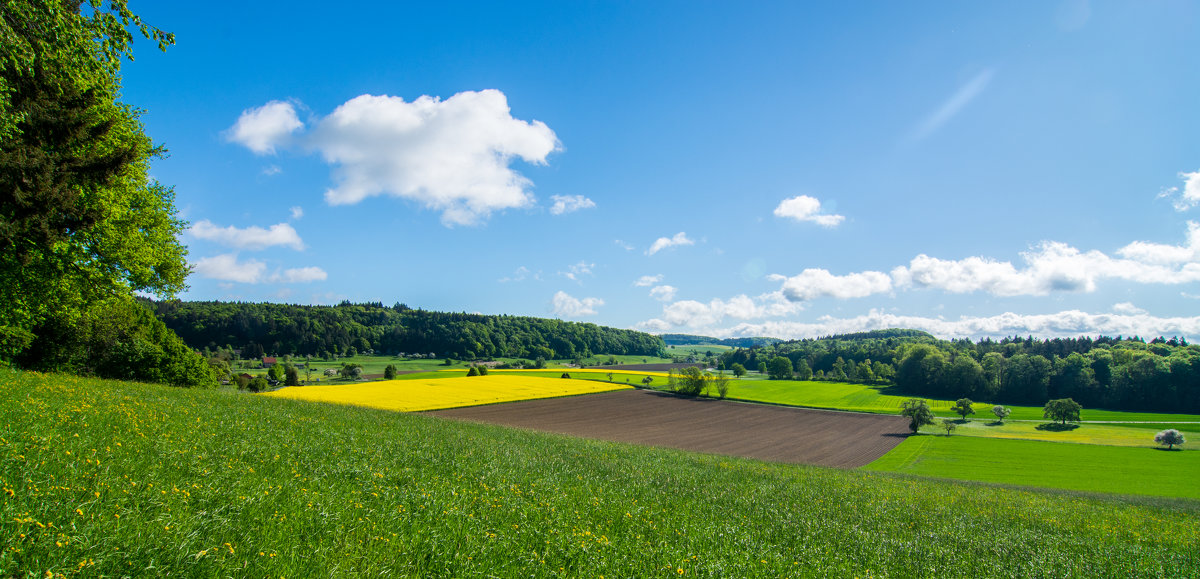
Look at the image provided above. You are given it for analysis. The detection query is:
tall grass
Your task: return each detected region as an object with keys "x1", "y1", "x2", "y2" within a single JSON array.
[{"x1": 2, "y1": 371, "x2": 1197, "y2": 577}]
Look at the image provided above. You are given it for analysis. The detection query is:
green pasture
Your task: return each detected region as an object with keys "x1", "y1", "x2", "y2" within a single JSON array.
[
  {"x1": 664, "y1": 344, "x2": 732, "y2": 356},
  {"x1": 915, "y1": 418, "x2": 1200, "y2": 448},
  {"x1": 864, "y1": 435, "x2": 1200, "y2": 500},
  {"x1": 2, "y1": 371, "x2": 1197, "y2": 577},
  {"x1": 721, "y1": 379, "x2": 1200, "y2": 424}
]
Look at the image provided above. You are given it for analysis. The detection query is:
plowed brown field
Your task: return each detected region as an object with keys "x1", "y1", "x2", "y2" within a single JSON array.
[{"x1": 428, "y1": 390, "x2": 910, "y2": 468}]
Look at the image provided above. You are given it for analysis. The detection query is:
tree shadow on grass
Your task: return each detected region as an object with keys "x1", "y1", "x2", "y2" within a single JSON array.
[
  {"x1": 985, "y1": 421, "x2": 1006, "y2": 427},
  {"x1": 1035, "y1": 422, "x2": 1080, "y2": 432}
]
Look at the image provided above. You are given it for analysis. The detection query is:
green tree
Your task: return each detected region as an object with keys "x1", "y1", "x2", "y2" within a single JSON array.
[
  {"x1": 1043, "y1": 398, "x2": 1083, "y2": 426},
  {"x1": 466, "y1": 366, "x2": 479, "y2": 376},
  {"x1": 268, "y1": 363, "x2": 284, "y2": 382},
  {"x1": 794, "y1": 359, "x2": 813, "y2": 380},
  {"x1": 284, "y1": 365, "x2": 300, "y2": 386},
  {"x1": 991, "y1": 405, "x2": 1011, "y2": 423},
  {"x1": 247, "y1": 376, "x2": 269, "y2": 393},
  {"x1": 756, "y1": 361, "x2": 767, "y2": 374},
  {"x1": 900, "y1": 398, "x2": 935, "y2": 433},
  {"x1": 1154, "y1": 429, "x2": 1185, "y2": 450},
  {"x1": 940, "y1": 418, "x2": 957, "y2": 436},
  {"x1": 950, "y1": 398, "x2": 975, "y2": 421},
  {"x1": 478, "y1": 365, "x2": 488, "y2": 376},
  {"x1": 713, "y1": 371, "x2": 731, "y2": 399},
  {"x1": 768, "y1": 356, "x2": 793, "y2": 380},
  {"x1": 383, "y1": 364, "x2": 398, "y2": 379},
  {"x1": 673, "y1": 367, "x2": 707, "y2": 396},
  {"x1": 730, "y1": 363, "x2": 746, "y2": 377},
  {"x1": 1, "y1": 1, "x2": 187, "y2": 368}
]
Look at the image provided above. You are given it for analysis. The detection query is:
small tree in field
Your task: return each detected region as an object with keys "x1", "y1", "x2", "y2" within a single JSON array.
[
  {"x1": 478, "y1": 366, "x2": 488, "y2": 376},
  {"x1": 641, "y1": 375, "x2": 653, "y2": 387},
  {"x1": 951, "y1": 398, "x2": 975, "y2": 421},
  {"x1": 731, "y1": 363, "x2": 746, "y2": 377},
  {"x1": 384, "y1": 364, "x2": 398, "y2": 379},
  {"x1": 900, "y1": 399, "x2": 935, "y2": 433},
  {"x1": 561, "y1": 372, "x2": 571, "y2": 379},
  {"x1": 1155, "y1": 429, "x2": 1185, "y2": 450},
  {"x1": 940, "y1": 418, "x2": 957, "y2": 436},
  {"x1": 1043, "y1": 398, "x2": 1082, "y2": 425},
  {"x1": 992, "y1": 405, "x2": 1011, "y2": 423},
  {"x1": 466, "y1": 366, "x2": 479, "y2": 376},
  {"x1": 713, "y1": 371, "x2": 731, "y2": 399}
]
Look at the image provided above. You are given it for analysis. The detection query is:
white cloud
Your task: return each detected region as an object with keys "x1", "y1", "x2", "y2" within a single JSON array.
[
  {"x1": 634, "y1": 274, "x2": 663, "y2": 287},
  {"x1": 193, "y1": 254, "x2": 267, "y2": 283},
  {"x1": 549, "y1": 194, "x2": 596, "y2": 215},
  {"x1": 638, "y1": 292, "x2": 805, "y2": 331},
  {"x1": 646, "y1": 232, "x2": 694, "y2": 255},
  {"x1": 551, "y1": 291, "x2": 603, "y2": 318},
  {"x1": 894, "y1": 237, "x2": 1200, "y2": 297},
  {"x1": 704, "y1": 309, "x2": 1200, "y2": 342},
  {"x1": 1112, "y1": 302, "x2": 1147, "y2": 315},
  {"x1": 649, "y1": 285, "x2": 677, "y2": 301},
  {"x1": 771, "y1": 269, "x2": 893, "y2": 301},
  {"x1": 290, "y1": 206, "x2": 304, "y2": 220},
  {"x1": 226, "y1": 100, "x2": 303, "y2": 155},
  {"x1": 909, "y1": 69, "x2": 995, "y2": 142},
  {"x1": 560, "y1": 261, "x2": 595, "y2": 282},
  {"x1": 191, "y1": 253, "x2": 325, "y2": 284},
  {"x1": 304, "y1": 90, "x2": 559, "y2": 226},
  {"x1": 1170, "y1": 170, "x2": 1200, "y2": 211},
  {"x1": 188, "y1": 220, "x2": 305, "y2": 251},
  {"x1": 773, "y1": 195, "x2": 844, "y2": 228},
  {"x1": 275, "y1": 267, "x2": 327, "y2": 283},
  {"x1": 614, "y1": 240, "x2": 634, "y2": 251},
  {"x1": 263, "y1": 165, "x2": 283, "y2": 176}
]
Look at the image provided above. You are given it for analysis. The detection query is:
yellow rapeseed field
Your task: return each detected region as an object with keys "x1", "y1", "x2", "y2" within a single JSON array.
[{"x1": 265, "y1": 375, "x2": 632, "y2": 412}]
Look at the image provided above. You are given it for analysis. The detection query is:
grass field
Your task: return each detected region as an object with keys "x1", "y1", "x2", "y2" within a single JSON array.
[
  {"x1": 265, "y1": 374, "x2": 631, "y2": 411},
  {"x1": 864, "y1": 435, "x2": 1200, "y2": 499},
  {"x1": 2, "y1": 370, "x2": 1197, "y2": 577}
]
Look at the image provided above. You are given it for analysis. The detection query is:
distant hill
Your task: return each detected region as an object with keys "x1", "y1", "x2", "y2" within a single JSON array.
[
  {"x1": 659, "y1": 333, "x2": 782, "y2": 348},
  {"x1": 148, "y1": 300, "x2": 664, "y2": 360}
]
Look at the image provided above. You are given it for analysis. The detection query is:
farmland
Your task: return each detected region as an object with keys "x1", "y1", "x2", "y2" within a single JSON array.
[
  {"x1": 265, "y1": 374, "x2": 632, "y2": 412},
  {"x1": 864, "y1": 435, "x2": 1200, "y2": 499},
  {"x1": 2, "y1": 370, "x2": 1197, "y2": 577}
]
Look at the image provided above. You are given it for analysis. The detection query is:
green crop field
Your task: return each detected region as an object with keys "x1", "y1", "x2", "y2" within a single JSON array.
[
  {"x1": 3, "y1": 370, "x2": 1197, "y2": 577},
  {"x1": 864, "y1": 435, "x2": 1200, "y2": 499},
  {"x1": 721, "y1": 379, "x2": 1200, "y2": 424}
]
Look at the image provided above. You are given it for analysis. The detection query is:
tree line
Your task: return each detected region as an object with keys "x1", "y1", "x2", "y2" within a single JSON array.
[
  {"x1": 721, "y1": 330, "x2": 1200, "y2": 413},
  {"x1": 148, "y1": 300, "x2": 665, "y2": 361}
]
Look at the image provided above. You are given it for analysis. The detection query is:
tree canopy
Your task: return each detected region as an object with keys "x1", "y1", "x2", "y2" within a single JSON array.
[{"x1": 1, "y1": 1, "x2": 194, "y2": 380}]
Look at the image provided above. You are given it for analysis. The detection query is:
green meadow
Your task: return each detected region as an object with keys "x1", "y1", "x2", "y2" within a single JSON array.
[
  {"x1": 3, "y1": 371, "x2": 1197, "y2": 577},
  {"x1": 864, "y1": 435, "x2": 1200, "y2": 499}
]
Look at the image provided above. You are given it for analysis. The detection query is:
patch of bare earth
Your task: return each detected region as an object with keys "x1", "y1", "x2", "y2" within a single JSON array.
[{"x1": 427, "y1": 389, "x2": 910, "y2": 468}]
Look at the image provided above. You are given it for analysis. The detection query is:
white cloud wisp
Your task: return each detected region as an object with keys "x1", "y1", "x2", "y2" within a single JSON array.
[
  {"x1": 189, "y1": 220, "x2": 305, "y2": 251},
  {"x1": 646, "y1": 232, "x2": 694, "y2": 256},
  {"x1": 773, "y1": 195, "x2": 844, "y2": 227}
]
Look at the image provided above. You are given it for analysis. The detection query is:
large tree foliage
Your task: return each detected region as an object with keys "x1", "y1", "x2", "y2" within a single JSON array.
[{"x1": 1, "y1": 2, "x2": 203, "y2": 383}]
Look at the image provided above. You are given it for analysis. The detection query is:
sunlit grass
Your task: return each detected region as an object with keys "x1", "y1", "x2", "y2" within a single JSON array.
[{"x1": 2, "y1": 370, "x2": 1197, "y2": 577}]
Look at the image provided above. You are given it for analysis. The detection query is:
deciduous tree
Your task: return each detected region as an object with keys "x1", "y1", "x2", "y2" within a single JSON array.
[
  {"x1": 1043, "y1": 398, "x2": 1083, "y2": 425},
  {"x1": 900, "y1": 398, "x2": 935, "y2": 433}
]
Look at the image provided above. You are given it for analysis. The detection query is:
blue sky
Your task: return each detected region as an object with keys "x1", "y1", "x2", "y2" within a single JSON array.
[{"x1": 120, "y1": 0, "x2": 1200, "y2": 340}]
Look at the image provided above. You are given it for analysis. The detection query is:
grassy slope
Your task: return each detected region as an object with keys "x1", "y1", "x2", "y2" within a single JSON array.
[
  {"x1": 2, "y1": 371, "x2": 1197, "y2": 577},
  {"x1": 863, "y1": 435, "x2": 1200, "y2": 499}
]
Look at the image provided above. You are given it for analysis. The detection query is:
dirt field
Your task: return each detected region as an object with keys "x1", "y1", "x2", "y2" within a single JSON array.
[{"x1": 427, "y1": 390, "x2": 910, "y2": 468}]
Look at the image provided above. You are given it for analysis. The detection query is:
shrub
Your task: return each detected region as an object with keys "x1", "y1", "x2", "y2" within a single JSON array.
[
  {"x1": 561, "y1": 372, "x2": 570, "y2": 379},
  {"x1": 467, "y1": 366, "x2": 479, "y2": 377}
]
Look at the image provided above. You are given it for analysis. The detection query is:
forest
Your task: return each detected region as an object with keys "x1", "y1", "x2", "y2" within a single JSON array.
[
  {"x1": 720, "y1": 329, "x2": 1200, "y2": 413},
  {"x1": 148, "y1": 300, "x2": 665, "y2": 361}
]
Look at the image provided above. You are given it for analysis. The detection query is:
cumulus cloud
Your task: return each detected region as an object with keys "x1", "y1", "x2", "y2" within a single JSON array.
[
  {"x1": 1168, "y1": 170, "x2": 1200, "y2": 211},
  {"x1": 705, "y1": 309, "x2": 1200, "y2": 342},
  {"x1": 770, "y1": 269, "x2": 893, "y2": 301},
  {"x1": 188, "y1": 220, "x2": 305, "y2": 251},
  {"x1": 552, "y1": 291, "x2": 603, "y2": 318},
  {"x1": 909, "y1": 69, "x2": 995, "y2": 143},
  {"x1": 893, "y1": 237, "x2": 1200, "y2": 297},
  {"x1": 649, "y1": 285, "x2": 677, "y2": 301},
  {"x1": 773, "y1": 195, "x2": 844, "y2": 227},
  {"x1": 634, "y1": 274, "x2": 663, "y2": 287},
  {"x1": 549, "y1": 194, "x2": 596, "y2": 215},
  {"x1": 193, "y1": 254, "x2": 267, "y2": 283},
  {"x1": 226, "y1": 101, "x2": 303, "y2": 155},
  {"x1": 1112, "y1": 302, "x2": 1147, "y2": 315},
  {"x1": 646, "y1": 232, "x2": 694, "y2": 255},
  {"x1": 638, "y1": 292, "x2": 804, "y2": 331},
  {"x1": 228, "y1": 90, "x2": 559, "y2": 226},
  {"x1": 191, "y1": 253, "x2": 326, "y2": 284}
]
